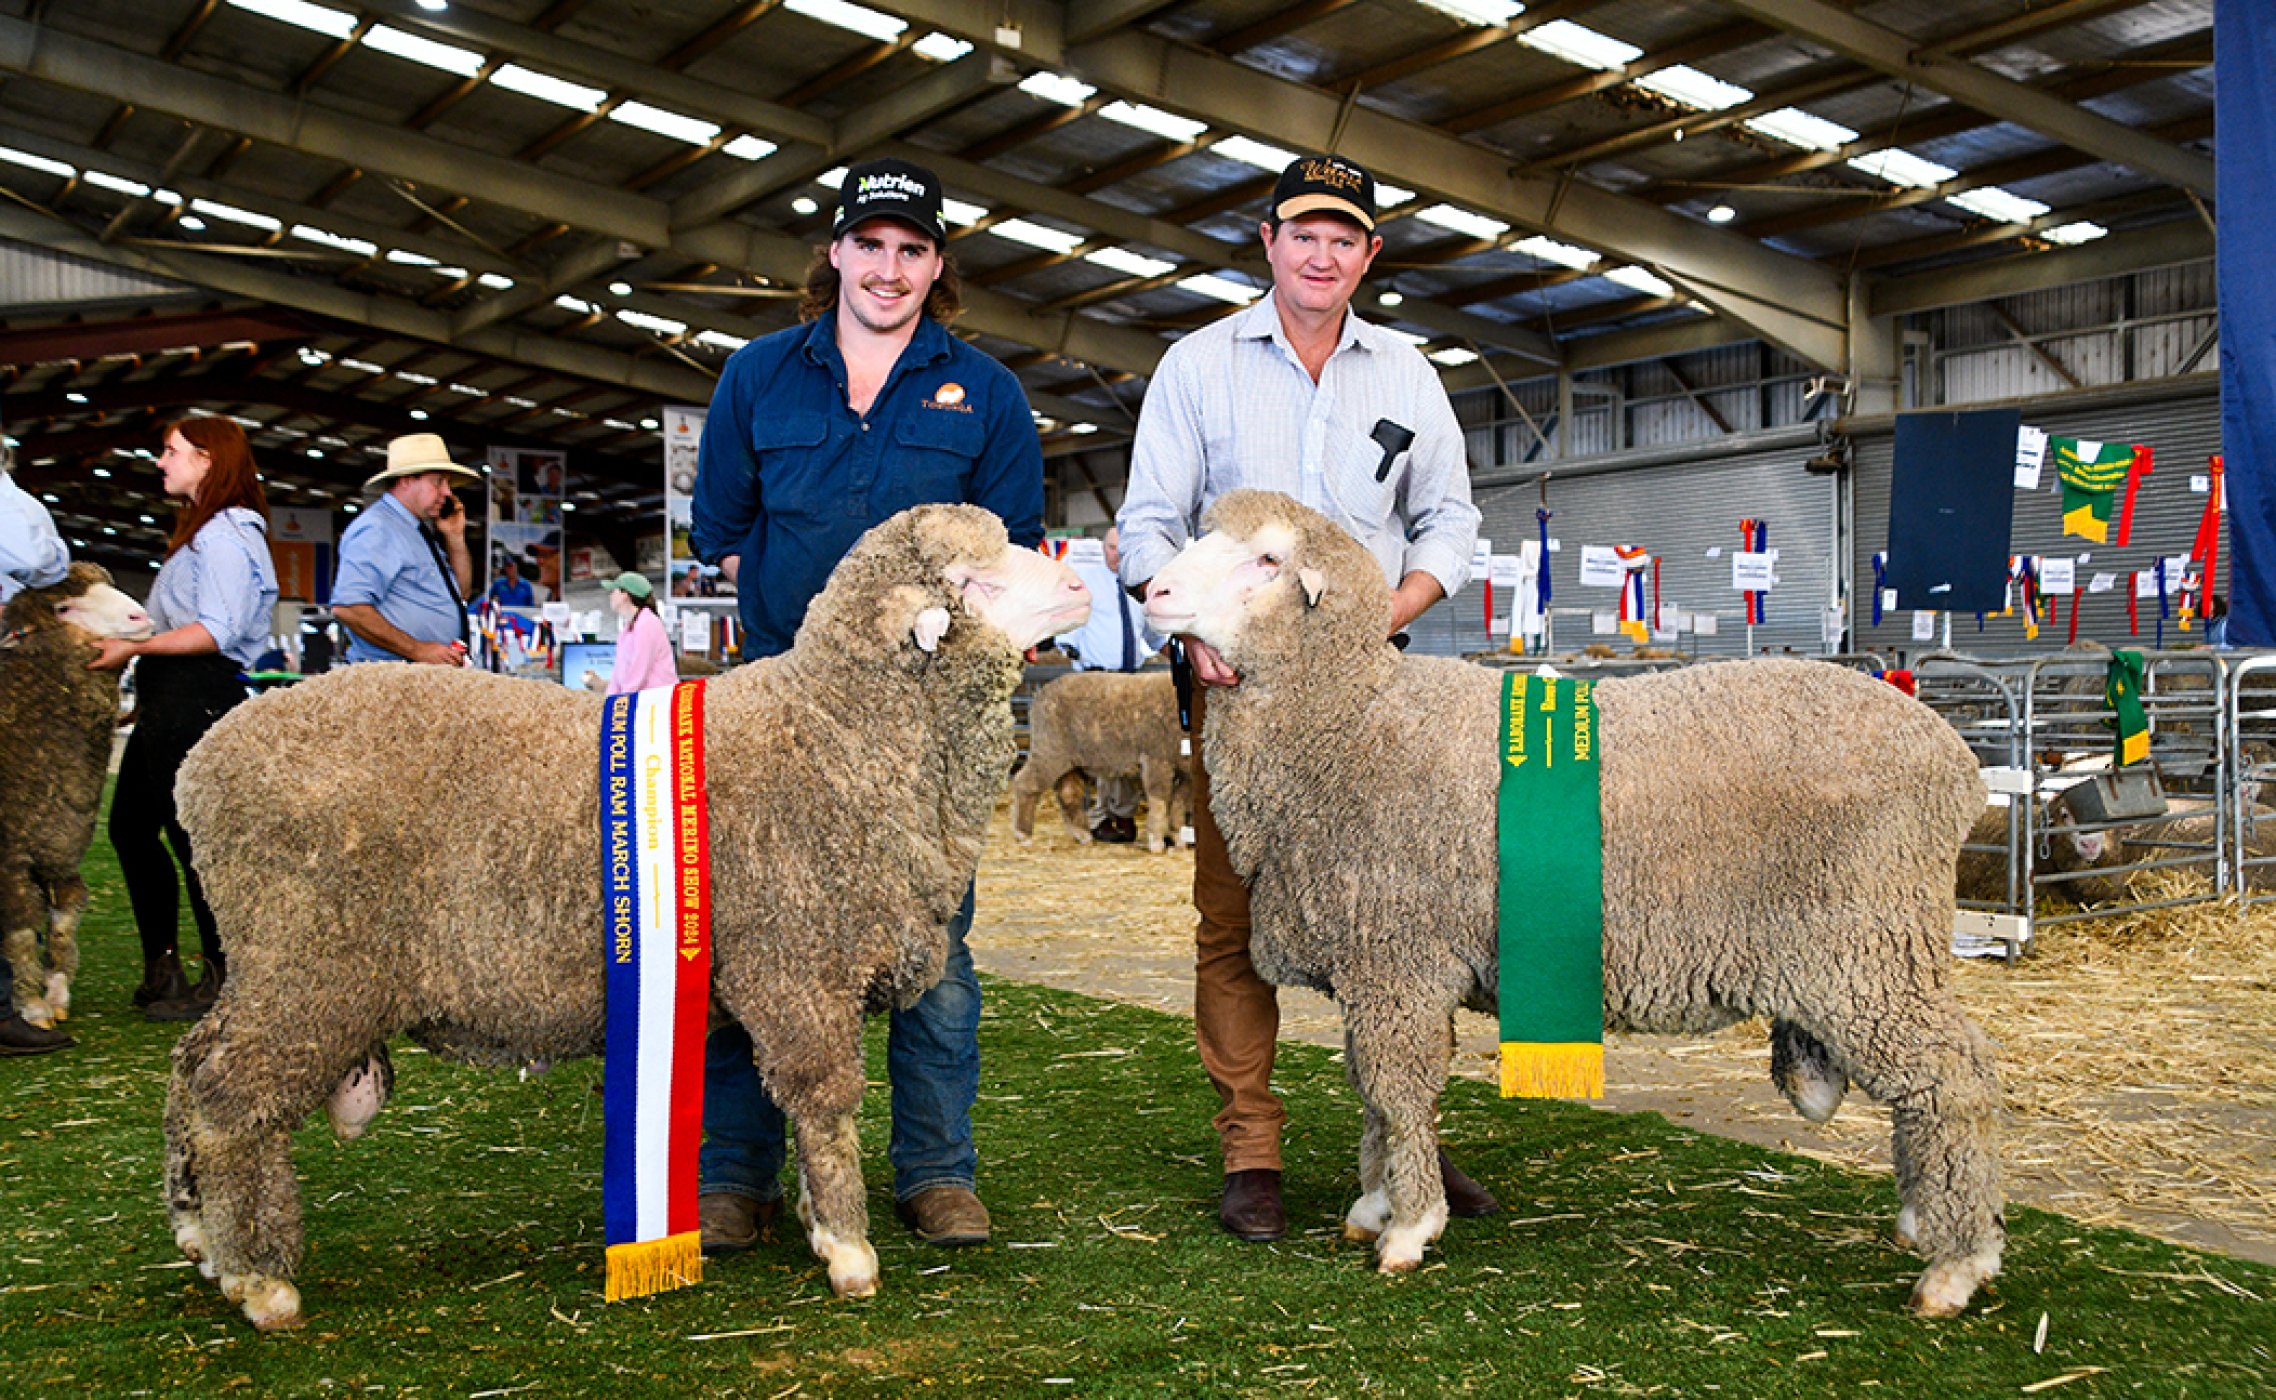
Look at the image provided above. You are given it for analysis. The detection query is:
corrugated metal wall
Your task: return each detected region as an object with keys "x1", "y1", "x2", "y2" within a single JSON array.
[
  {"x1": 1849, "y1": 376, "x2": 2225, "y2": 658},
  {"x1": 0, "y1": 237, "x2": 188, "y2": 314},
  {"x1": 1411, "y1": 426, "x2": 1837, "y2": 658}
]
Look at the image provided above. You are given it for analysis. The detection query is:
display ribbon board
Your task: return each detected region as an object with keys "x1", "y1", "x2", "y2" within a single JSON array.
[{"x1": 1883, "y1": 408, "x2": 2021, "y2": 614}]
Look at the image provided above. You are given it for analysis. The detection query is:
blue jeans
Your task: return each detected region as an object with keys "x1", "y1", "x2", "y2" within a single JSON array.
[{"x1": 700, "y1": 885, "x2": 979, "y2": 1204}]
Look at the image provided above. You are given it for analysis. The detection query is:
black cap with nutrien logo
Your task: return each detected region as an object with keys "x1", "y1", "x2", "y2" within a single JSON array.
[
  {"x1": 831, "y1": 158, "x2": 948, "y2": 244},
  {"x1": 1268, "y1": 153, "x2": 1377, "y2": 232}
]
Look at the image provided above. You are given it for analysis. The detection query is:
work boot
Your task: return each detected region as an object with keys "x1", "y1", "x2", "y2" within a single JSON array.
[
  {"x1": 1438, "y1": 1146, "x2": 1501, "y2": 1218},
  {"x1": 1093, "y1": 815, "x2": 1138, "y2": 844},
  {"x1": 0, "y1": 1012, "x2": 72, "y2": 1056},
  {"x1": 1218, "y1": 1168, "x2": 1286, "y2": 1242},
  {"x1": 697, "y1": 1192, "x2": 781, "y2": 1256},
  {"x1": 146, "y1": 961, "x2": 223, "y2": 1023},
  {"x1": 894, "y1": 1185, "x2": 991, "y2": 1247},
  {"x1": 132, "y1": 951, "x2": 190, "y2": 1009}
]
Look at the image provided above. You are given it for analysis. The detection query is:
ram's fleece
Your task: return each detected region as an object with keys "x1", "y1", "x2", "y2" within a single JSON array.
[
  {"x1": 1144, "y1": 490, "x2": 2002, "y2": 1316},
  {"x1": 0, "y1": 563, "x2": 153, "y2": 1025},
  {"x1": 163, "y1": 506, "x2": 1087, "y2": 1331}
]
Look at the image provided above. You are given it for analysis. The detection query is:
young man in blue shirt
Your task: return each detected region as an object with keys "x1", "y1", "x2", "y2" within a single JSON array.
[{"x1": 690, "y1": 157, "x2": 1045, "y2": 1252}]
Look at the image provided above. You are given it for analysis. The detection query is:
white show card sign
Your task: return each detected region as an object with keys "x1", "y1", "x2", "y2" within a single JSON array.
[
  {"x1": 1882, "y1": 588, "x2": 1899, "y2": 613},
  {"x1": 2039, "y1": 558, "x2": 2076, "y2": 594},
  {"x1": 1061, "y1": 537, "x2": 1107, "y2": 567},
  {"x1": 1488, "y1": 554, "x2": 1523, "y2": 589},
  {"x1": 1591, "y1": 611, "x2": 1617, "y2": 635},
  {"x1": 681, "y1": 611, "x2": 711, "y2": 652},
  {"x1": 1913, "y1": 610, "x2": 1938, "y2": 641},
  {"x1": 2015, "y1": 425, "x2": 2048, "y2": 490},
  {"x1": 2089, "y1": 572, "x2": 2117, "y2": 594},
  {"x1": 542, "y1": 601, "x2": 572, "y2": 628},
  {"x1": 1657, "y1": 603, "x2": 1686, "y2": 632},
  {"x1": 1693, "y1": 613, "x2": 1719, "y2": 636},
  {"x1": 1471, "y1": 538, "x2": 1493, "y2": 576},
  {"x1": 1578, "y1": 546, "x2": 1625, "y2": 589},
  {"x1": 1731, "y1": 551, "x2": 1776, "y2": 592}
]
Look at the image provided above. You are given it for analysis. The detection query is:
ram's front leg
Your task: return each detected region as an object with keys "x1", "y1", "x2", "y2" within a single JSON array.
[
  {"x1": 1341, "y1": 996, "x2": 1451, "y2": 1274},
  {"x1": 754, "y1": 1002, "x2": 878, "y2": 1299}
]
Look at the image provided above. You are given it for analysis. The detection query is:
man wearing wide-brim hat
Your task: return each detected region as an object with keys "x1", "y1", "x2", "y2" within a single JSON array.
[{"x1": 331, "y1": 432, "x2": 482, "y2": 666}]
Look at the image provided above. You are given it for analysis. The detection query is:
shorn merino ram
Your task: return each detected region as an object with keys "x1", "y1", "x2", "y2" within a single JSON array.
[
  {"x1": 163, "y1": 505, "x2": 1088, "y2": 1331},
  {"x1": 0, "y1": 562, "x2": 154, "y2": 1025},
  {"x1": 1011, "y1": 669, "x2": 1190, "y2": 853},
  {"x1": 1142, "y1": 490, "x2": 2004, "y2": 1317}
]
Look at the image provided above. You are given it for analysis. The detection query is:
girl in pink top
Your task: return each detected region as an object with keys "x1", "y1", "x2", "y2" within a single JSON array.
[{"x1": 605, "y1": 572, "x2": 679, "y2": 693}]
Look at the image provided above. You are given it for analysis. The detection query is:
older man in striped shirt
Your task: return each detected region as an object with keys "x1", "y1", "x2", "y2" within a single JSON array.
[{"x1": 1116, "y1": 152, "x2": 1491, "y2": 1244}]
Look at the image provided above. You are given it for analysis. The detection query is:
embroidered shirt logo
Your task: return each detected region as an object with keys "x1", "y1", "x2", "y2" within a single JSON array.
[{"x1": 925, "y1": 382, "x2": 973, "y2": 412}]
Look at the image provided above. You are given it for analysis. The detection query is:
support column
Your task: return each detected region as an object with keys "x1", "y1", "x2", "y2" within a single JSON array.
[{"x1": 1847, "y1": 274, "x2": 1901, "y2": 417}]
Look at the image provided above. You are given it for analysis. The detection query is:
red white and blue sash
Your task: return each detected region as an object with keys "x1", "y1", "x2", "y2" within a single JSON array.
[{"x1": 600, "y1": 680, "x2": 712, "y2": 1301}]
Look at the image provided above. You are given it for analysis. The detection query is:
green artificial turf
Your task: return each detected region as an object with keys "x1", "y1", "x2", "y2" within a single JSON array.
[{"x1": 2, "y1": 807, "x2": 2270, "y2": 1397}]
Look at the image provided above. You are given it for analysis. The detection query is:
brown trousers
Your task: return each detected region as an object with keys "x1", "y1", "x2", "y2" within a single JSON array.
[{"x1": 1188, "y1": 684, "x2": 1287, "y2": 1172}]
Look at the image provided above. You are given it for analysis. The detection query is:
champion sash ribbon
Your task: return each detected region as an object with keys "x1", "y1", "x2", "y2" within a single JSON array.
[
  {"x1": 1496, "y1": 673, "x2": 1606, "y2": 1100},
  {"x1": 2053, "y1": 437, "x2": 2147, "y2": 543},
  {"x1": 600, "y1": 680, "x2": 712, "y2": 1302},
  {"x1": 2107, "y1": 651, "x2": 2150, "y2": 768}
]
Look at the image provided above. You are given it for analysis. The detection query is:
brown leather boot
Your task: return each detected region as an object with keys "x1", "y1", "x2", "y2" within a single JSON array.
[
  {"x1": 132, "y1": 951, "x2": 190, "y2": 1009},
  {"x1": 697, "y1": 1192, "x2": 782, "y2": 1256},
  {"x1": 1438, "y1": 1147, "x2": 1501, "y2": 1218},
  {"x1": 894, "y1": 1185, "x2": 991, "y2": 1246},
  {"x1": 1218, "y1": 1168, "x2": 1286, "y2": 1241},
  {"x1": 146, "y1": 961, "x2": 223, "y2": 1023},
  {"x1": 0, "y1": 1011, "x2": 72, "y2": 1055}
]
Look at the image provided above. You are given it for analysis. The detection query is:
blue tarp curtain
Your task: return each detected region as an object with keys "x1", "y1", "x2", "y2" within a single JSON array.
[{"x1": 2220, "y1": 1, "x2": 2275, "y2": 644}]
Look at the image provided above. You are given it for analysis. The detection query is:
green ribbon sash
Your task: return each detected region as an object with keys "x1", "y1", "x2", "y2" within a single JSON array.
[
  {"x1": 2106, "y1": 650, "x2": 2150, "y2": 768},
  {"x1": 1495, "y1": 673, "x2": 1606, "y2": 1099},
  {"x1": 2053, "y1": 437, "x2": 2139, "y2": 543}
]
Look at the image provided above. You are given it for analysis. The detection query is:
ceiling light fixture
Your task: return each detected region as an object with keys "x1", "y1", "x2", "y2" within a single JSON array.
[
  {"x1": 226, "y1": 0, "x2": 356, "y2": 40},
  {"x1": 362, "y1": 24, "x2": 484, "y2": 76}
]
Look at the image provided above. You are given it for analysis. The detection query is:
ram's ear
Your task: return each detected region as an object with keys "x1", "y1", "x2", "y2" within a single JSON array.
[
  {"x1": 1297, "y1": 567, "x2": 1327, "y2": 608},
  {"x1": 912, "y1": 606, "x2": 952, "y2": 653},
  {"x1": 874, "y1": 585, "x2": 941, "y2": 654}
]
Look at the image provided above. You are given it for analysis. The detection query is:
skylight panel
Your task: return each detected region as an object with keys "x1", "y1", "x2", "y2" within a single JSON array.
[
  {"x1": 1086, "y1": 247, "x2": 1177, "y2": 279},
  {"x1": 941, "y1": 196, "x2": 988, "y2": 226},
  {"x1": 477, "y1": 273, "x2": 516, "y2": 290},
  {"x1": 992, "y1": 219, "x2": 1086, "y2": 255},
  {"x1": 1603, "y1": 265, "x2": 1674, "y2": 298},
  {"x1": 1411, "y1": 0, "x2": 1524, "y2": 27},
  {"x1": 1846, "y1": 148, "x2": 1956, "y2": 189},
  {"x1": 1213, "y1": 135, "x2": 1299, "y2": 172},
  {"x1": 1947, "y1": 187, "x2": 2050, "y2": 224},
  {"x1": 362, "y1": 24, "x2": 485, "y2": 77},
  {"x1": 83, "y1": 170, "x2": 153, "y2": 198},
  {"x1": 619, "y1": 309, "x2": 689, "y2": 336},
  {"x1": 1511, "y1": 234, "x2": 1597, "y2": 270},
  {"x1": 1374, "y1": 182, "x2": 1416, "y2": 208},
  {"x1": 1743, "y1": 107, "x2": 1857, "y2": 152},
  {"x1": 1378, "y1": 327, "x2": 1428, "y2": 348},
  {"x1": 914, "y1": 32, "x2": 972, "y2": 61},
  {"x1": 2041, "y1": 221, "x2": 2107, "y2": 245},
  {"x1": 1519, "y1": 20, "x2": 1641, "y2": 71},
  {"x1": 1414, "y1": 204, "x2": 1509, "y2": 240},
  {"x1": 292, "y1": 224, "x2": 378, "y2": 256},
  {"x1": 1179, "y1": 274, "x2": 1262, "y2": 305},
  {"x1": 1429, "y1": 346, "x2": 1480, "y2": 366},
  {"x1": 387, "y1": 248, "x2": 440, "y2": 266},
  {"x1": 1634, "y1": 65, "x2": 1752, "y2": 112},
  {"x1": 611, "y1": 102, "x2": 722, "y2": 146},
  {"x1": 227, "y1": 0, "x2": 356, "y2": 40},
  {"x1": 491, "y1": 65, "x2": 606, "y2": 112},
  {"x1": 696, "y1": 330, "x2": 751, "y2": 351},
  {"x1": 0, "y1": 146, "x2": 75, "y2": 179},
  {"x1": 554, "y1": 295, "x2": 598, "y2": 315},
  {"x1": 816, "y1": 167, "x2": 848, "y2": 188},
  {"x1": 1019, "y1": 72, "x2": 1096, "y2": 107},
  {"x1": 190, "y1": 198, "x2": 281, "y2": 231},
  {"x1": 1099, "y1": 101, "x2": 1207, "y2": 144},
  {"x1": 724, "y1": 135, "x2": 779, "y2": 161},
  {"x1": 783, "y1": 0, "x2": 906, "y2": 42}
]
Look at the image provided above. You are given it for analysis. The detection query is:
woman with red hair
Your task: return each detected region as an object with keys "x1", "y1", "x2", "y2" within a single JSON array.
[{"x1": 89, "y1": 415, "x2": 278, "y2": 1022}]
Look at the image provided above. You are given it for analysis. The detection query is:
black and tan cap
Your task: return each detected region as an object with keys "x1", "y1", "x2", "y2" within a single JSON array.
[
  {"x1": 831, "y1": 157, "x2": 947, "y2": 243},
  {"x1": 1268, "y1": 153, "x2": 1377, "y2": 232}
]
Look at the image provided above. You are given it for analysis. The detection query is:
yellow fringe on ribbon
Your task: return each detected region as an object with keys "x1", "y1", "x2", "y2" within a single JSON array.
[
  {"x1": 1499, "y1": 1042, "x2": 1606, "y2": 1100},
  {"x1": 605, "y1": 1231, "x2": 703, "y2": 1302},
  {"x1": 1619, "y1": 620, "x2": 1648, "y2": 643},
  {"x1": 2062, "y1": 504, "x2": 2108, "y2": 544}
]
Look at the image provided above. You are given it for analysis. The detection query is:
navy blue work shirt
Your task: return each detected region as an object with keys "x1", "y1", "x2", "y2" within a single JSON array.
[{"x1": 690, "y1": 313, "x2": 1046, "y2": 660}]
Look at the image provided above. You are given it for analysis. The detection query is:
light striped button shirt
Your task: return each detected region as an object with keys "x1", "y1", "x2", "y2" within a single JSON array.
[
  {"x1": 146, "y1": 507, "x2": 280, "y2": 668},
  {"x1": 1117, "y1": 293, "x2": 1479, "y2": 598}
]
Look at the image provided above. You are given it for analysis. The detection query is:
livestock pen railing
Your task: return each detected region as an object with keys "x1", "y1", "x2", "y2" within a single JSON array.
[
  {"x1": 1914, "y1": 650, "x2": 2230, "y2": 961},
  {"x1": 2223, "y1": 651, "x2": 2276, "y2": 908}
]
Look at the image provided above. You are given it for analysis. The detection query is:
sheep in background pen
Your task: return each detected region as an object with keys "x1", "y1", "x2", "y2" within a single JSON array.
[
  {"x1": 1143, "y1": 490, "x2": 2003, "y2": 1316},
  {"x1": 1011, "y1": 669, "x2": 1190, "y2": 853},
  {"x1": 0, "y1": 563, "x2": 154, "y2": 1025},
  {"x1": 162, "y1": 505, "x2": 1088, "y2": 1332}
]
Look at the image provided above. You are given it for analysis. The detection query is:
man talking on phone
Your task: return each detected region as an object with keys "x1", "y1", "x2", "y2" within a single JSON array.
[{"x1": 332, "y1": 432, "x2": 480, "y2": 665}]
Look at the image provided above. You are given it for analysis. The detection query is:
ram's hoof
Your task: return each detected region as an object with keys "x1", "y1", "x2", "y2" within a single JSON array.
[
  {"x1": 1342, "y1": 1222, "x2": 1380, "y2": 1244},
  {"x1": 1892, "y1": 1205, "x2": 1918, "y2": 1252},
  {"x1": 242, "y1": 1278, "x2": 305, "y2": 1332}
]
